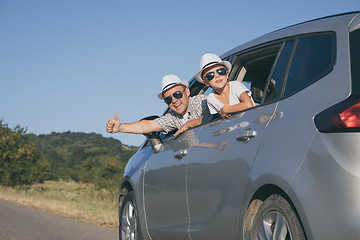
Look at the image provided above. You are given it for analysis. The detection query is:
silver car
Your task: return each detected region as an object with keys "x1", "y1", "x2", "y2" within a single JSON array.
[{"x1": 118, "y1": 11, "x2": 360, "y2": 240}]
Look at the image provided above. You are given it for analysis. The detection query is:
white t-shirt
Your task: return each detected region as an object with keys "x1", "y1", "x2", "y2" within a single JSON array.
[{"x1": 207, "y1": 81, "x2": 253, "y2": 115}]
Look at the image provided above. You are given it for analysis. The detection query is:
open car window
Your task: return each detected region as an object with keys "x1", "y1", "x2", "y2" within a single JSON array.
[{"x1": 230, "y1": 43, "x2": 284, "y2": 105}]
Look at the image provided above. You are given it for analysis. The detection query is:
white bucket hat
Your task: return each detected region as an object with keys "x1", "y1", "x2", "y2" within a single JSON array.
[
  {"x1": 195, "y1": 53, "x2": 232, "y2": 83},
  {"x1": 157, "y1": 75, "x2": 189, "y2": 99}
]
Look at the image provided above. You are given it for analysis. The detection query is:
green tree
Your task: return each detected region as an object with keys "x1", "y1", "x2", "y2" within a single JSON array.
[
  {"x1": 81, "y1": 154, "x2": 125, "y2": 191},
  {"x1": 0, "y1": 120, "x2": 52, "y2": 186}
]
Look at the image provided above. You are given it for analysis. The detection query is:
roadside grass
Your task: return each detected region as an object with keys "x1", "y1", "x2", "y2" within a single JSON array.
[{"x1": 0, "y1": 180, "x2": 118, "y2": 229}]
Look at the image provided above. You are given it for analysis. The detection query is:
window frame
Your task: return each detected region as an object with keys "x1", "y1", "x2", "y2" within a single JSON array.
[{"x1": 229, "y1": 41, "x2": 285, "y2": 105}]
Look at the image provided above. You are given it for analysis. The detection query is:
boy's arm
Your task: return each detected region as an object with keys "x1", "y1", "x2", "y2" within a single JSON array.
[{"x1": 220, "y1": 92, "x2": 254, "y2": 117}]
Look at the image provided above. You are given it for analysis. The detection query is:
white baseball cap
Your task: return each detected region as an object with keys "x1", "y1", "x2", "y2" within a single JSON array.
[
  {"x1": 195, "y1": 53, "x2": 232, "y2": 83},
  {"x1": 157, "y1": 75, "x2": 189, "y2": 99}
]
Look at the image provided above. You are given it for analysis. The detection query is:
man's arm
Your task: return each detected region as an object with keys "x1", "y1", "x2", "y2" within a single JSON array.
[
  {"x1": 107, "y1": 113, "x2": 163, "y2": 134},
  {"x1": 173, "y1": 116, "x2": 203, "y2": 137}
]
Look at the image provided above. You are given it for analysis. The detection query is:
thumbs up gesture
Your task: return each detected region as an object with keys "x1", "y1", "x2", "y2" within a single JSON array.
[{"x1": 106, "y1": 113, "x2": 121, "y2": 133}]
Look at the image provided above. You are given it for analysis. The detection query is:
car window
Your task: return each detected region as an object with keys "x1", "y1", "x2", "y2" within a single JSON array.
[
  {"x1": 284, "y1": 33, "x2": 336, "y2": 97},
  {"x1": 231, "y1": 43, "x2": 283, "y2": 105},
  {"x1": 264, "y1": 40, "x2": 295, "y2": 103}
]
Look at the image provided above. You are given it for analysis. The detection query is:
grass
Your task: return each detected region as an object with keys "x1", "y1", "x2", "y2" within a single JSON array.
[{"x1": 0, "y1": 180, "x2": 119, "y2": 229}]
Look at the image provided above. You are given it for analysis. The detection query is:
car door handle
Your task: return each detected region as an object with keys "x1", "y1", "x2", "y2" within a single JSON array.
[
  {"x1": 236, "y1": 130, "x2": 257, "y2": 143},
  {"x1": 174, "y1": 149, "x2": 188, "y2": 160}
]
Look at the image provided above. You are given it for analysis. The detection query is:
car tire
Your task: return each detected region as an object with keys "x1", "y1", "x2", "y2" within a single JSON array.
[
  {"x1": 250, "y1": 194, "x2": 306, "y2": 240},
  {"x1": 119, "y1": 191, "x2": 140, "y2": 240}
]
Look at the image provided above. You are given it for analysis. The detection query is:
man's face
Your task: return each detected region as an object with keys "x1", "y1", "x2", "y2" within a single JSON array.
[{"x1": 163, "y1": 85, "x2": 190, "y2": 115}]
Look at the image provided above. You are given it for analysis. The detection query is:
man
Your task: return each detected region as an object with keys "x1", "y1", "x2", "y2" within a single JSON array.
[{"x1": 106, "y1": 75, "x2": 208, "y2": 136}]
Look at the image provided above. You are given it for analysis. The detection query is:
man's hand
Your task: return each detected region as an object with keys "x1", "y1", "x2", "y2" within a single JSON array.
[
  {"x1": 174, "y1": 117, "x2": 203, "y2": 137},
  {"x1": 174, "y1": 122, "x2": 189, "y2": 137},
  {"x1": 106, "y1": 113, "x2": 121, "y2": 133}
]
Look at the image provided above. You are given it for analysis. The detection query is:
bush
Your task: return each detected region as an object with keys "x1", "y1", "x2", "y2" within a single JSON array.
[
  {"x1": 81, "y1": 154, "x2": 125, "y2": 191},
  {"x1": 0, "y1": 120, "x2": 52, "y2": 186}
]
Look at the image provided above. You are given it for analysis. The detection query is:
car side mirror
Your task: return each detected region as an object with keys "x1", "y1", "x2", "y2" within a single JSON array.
[{"x1": 141, "y1": 115, "x2": 164, "y2": 154}]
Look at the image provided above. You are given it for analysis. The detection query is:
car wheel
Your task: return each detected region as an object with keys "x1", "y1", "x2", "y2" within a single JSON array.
[
  {"x1": 250, "y1": 194, "x2": 305, "y2": 240},
  {"x1": 119, "y1": 191, "x2": 140, "y2": 240}
]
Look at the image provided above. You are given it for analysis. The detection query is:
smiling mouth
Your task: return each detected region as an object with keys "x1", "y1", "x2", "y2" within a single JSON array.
[{"x1": 173, "y1": 102, "x2": 182, "y2": 108}]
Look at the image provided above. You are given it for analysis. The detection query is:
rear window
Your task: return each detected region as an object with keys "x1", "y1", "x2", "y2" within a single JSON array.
[
  {"x1": 350, "y1": 28, "x2": 360, "y2": 92},
  {"x1": 284, "y1": 33, "x2": 336, "y2": 97}
]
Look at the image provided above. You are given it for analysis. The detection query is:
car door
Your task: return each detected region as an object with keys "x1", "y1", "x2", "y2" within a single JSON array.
[
  {"x1": 143, "y1": 131, "x2": 196, "y2": 240},
  {"x1": 186, "y1": 42, "x2": 292, "y2": 239},
  {"x1": 186, "y1": 103, "x2": 276, "y2": 239}
]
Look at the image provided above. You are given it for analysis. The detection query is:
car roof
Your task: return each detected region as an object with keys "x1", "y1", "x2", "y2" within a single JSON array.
[{"x1": 221, "y1": 11, "x2": 360, "y2": 58}]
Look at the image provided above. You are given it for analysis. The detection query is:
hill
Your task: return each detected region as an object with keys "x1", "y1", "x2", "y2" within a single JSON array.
[
  {"x1": 1, "y1": 120, "x2": 138, "y2": 190},
  {"x1": 32, "y1": 131, "x2": 138, "y2": 189}
]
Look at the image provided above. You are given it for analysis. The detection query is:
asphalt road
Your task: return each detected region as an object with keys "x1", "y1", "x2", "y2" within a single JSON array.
[{"x1": 0, "y1": 200, "x2": 118, "y2": 240}]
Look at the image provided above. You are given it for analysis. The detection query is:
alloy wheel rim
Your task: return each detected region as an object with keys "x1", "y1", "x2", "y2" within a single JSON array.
[
  {"x1": 121, "y1": 201, "x2": 137, "y2": 240},
  {"x1": 257, "y1": 211, "x2": 292, "y2": 240}
]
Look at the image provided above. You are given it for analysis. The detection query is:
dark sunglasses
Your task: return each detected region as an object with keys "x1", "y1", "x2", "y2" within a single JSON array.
[
  {"x1": 164, "y1": 90, "x2": 184, "y2": 105},
  {"x1": 203, "y1": 67, "x2": 227, "y2": 81}
]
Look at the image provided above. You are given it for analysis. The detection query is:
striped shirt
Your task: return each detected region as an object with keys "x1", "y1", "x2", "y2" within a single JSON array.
[{"x1": 155, "y1": 94, "x2": 208, "y2": 134}]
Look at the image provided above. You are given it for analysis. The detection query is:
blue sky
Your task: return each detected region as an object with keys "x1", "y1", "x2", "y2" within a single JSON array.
[{"x1": 0, "y1": 1, "x2": 359, "y2": 146}]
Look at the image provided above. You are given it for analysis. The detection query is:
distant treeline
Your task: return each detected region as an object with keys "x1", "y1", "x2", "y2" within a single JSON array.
[{"x1": 0, "y1": 120, "x2": 138, "y2": 190}]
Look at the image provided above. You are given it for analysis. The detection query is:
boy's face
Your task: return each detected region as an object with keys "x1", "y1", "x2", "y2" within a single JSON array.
[{"x1": 202, "y1": 64, "x2": 229, "y2": 89}]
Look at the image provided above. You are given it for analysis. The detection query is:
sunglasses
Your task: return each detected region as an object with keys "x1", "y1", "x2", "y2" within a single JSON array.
[
  {"x1": 203, "y1": 67, "x2": 227, "y2": 81},
  {"x1": 164, "y1": 90, "x2": 184, "y2": 105}
]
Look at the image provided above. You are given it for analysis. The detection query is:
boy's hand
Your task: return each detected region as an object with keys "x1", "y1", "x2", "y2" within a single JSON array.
[
  {"x1": 219, "y1": 108, "x2": 231, "y2": 119},
  {"x1": 106, "y1": 113, "x2": 121, "y2": 133}
]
